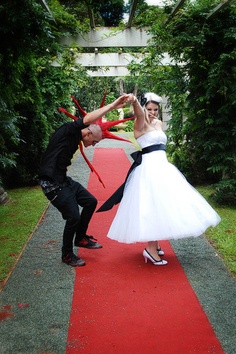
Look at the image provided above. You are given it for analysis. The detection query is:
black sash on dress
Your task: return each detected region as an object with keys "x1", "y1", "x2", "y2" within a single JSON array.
[{"x1": 96, "y1": 143, "x2": 166, "y2": 212}]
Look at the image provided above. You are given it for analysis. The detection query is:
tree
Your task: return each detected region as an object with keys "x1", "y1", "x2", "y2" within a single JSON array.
[
  {"x1": 93, "y1": 0, "x2": 125, "y2": 26},
  {"x1": 0, "y1": 0, "x2": 89, "y2": 188},
  {"x1": 129, "y1": 0, "x2": 236, "y2": 203},
  {"x1": 0, "y1": 0, "x2": 55, "y2": 187}
]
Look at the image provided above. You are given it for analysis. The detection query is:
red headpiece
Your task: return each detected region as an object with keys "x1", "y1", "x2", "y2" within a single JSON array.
[{"x1": 58, "y1": 91, "x2": 134, "y2": 187}]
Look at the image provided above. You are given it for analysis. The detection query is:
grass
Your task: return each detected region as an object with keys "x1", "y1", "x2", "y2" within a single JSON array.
[
  {"x1": 0, "y1": 186, "x2": 49, "y2": 290},
  {"x1": 197, "y1": 186, "x2": 236, "y2": 277}
]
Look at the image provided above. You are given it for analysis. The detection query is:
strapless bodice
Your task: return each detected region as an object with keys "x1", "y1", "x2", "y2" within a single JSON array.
[{"x1": 136, "y1": 130, "x2": 167, "y2": 149}]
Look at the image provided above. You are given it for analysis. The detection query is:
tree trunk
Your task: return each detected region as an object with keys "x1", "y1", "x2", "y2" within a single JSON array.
[
  {"x1": 0, "y1": 186, "x2": 9, "y2": 204},
  {"x1": 119, "y1": 79, "x2": 124, "y2": 95}
]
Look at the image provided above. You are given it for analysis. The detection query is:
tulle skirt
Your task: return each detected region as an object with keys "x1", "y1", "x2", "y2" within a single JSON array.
[{"x1": 107, "y1": 150, "x2": 220, "y2": 243}]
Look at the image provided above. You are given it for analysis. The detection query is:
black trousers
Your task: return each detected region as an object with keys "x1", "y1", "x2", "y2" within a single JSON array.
[{"x1": 45, "y1": 177, "x2": 97, "y2": 254}]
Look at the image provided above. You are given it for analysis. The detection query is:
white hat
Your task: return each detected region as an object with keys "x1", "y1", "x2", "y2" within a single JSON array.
[{"x1": 142, "y1": 92, "x2": 162, "y2": 106}]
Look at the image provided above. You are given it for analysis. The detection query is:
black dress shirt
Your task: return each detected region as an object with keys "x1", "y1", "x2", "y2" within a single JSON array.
[{"x1": 39, "y1": 119, "x2": 88, "y2": 185}]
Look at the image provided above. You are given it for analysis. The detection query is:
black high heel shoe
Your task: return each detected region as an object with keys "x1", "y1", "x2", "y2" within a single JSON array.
[{"x1": 143, "y1": 249, "x2": 168, "y2": 266}]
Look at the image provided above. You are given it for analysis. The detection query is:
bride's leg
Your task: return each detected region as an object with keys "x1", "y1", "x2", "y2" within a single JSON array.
[
  {"x1": 146, "y1": 241, "x2": 161, "y2": 261},
  {"x1": 157, "y1": 242, "x2": 165, "y2": 256}
]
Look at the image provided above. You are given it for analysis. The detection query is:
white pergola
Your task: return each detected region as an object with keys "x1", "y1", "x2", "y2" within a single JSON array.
[
  {"x1": 54, "y1": 0, "x2": 231, "y2": 77},
  {"x1": 58, "y1": 27, "x2": 172, "y2": 76}
]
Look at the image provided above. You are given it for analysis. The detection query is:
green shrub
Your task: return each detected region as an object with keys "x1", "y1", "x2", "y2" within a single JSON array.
[
  {"x1": 124, "y1": 119, "x2": 134, "y2": 132},
  {"x1": 213, "y1": 179, "x2": 236, "y2": 205}
]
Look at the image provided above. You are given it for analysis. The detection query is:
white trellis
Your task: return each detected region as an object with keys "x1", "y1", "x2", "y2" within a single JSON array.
[{"x1": 59, "y1": 27, "x2": 161, "y2": 77}]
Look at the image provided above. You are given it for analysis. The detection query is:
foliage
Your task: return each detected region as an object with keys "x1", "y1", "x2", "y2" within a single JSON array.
[
  {"x1": 124, "y1": 119, "x2": 134, "y2": 132},
  {"x1": 128, "y1": 0, "x2": 165, "y2": 27},
  {"x1": 93, "y1": 0, "x2": 125, "y2": 26},
  {"x1": 128, "y1": 0, "x2": 236, "y2": 204},
  {"x1": 0, "y1": 0, "x2": 139, "y2": 190},
  {"x1": 48, "y1": 0, "x2": 90, "y2": 34},
  {"x1": 0, "y1": 98, "x2": 22, "y2": 178},
  {"x1": 72, "y1": 77, "x2": 117, "y2": 113},
  {"x1": 57, "y1": 0, "x2": 125, "y2": 28},
  {"x1": 0, "y1": 0, "x2": 56, "y2": 187},
  {"x1": 213, "y1": 179, "x2": 236, "y2": 205},
  {"x1": 0, "y1": 0, "x2": 89, "y2": 188}
]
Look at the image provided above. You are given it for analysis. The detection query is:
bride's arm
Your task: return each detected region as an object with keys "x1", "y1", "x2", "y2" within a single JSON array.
[{"x1": 127, "y1": 94, "x2": 146, "y2": 133}]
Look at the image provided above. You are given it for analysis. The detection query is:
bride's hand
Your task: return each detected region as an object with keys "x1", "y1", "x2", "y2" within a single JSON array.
[{"x1": 126, "y1": 93, "x2": 137, "y2": 104}]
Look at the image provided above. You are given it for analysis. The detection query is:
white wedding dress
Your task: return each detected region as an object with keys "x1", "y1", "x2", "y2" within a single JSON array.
[{"x1": 107, "y1": 130, "x2": 220, "y2": 243}]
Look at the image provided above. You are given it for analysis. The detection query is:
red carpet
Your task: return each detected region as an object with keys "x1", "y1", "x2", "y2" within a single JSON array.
[{"x1": 66, "y1": 148, "x2": 224, "y2": 354}]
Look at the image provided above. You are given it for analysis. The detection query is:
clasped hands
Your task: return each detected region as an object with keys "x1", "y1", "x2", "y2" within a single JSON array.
[
  {"x1": 114, "y1": 93, "x2": 137, "y2": 108},
  {"x1": 111, "y1": 93, "x2": 138, "y2": 109}
]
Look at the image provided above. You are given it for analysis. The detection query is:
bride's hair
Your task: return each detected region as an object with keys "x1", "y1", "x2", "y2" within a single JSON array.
[
  {"x1": 144, "y1": 108, "x2": 151, "y2": 124},
  {"x1": 141, "y1": 92, "x2": 162, "y2": 106}
]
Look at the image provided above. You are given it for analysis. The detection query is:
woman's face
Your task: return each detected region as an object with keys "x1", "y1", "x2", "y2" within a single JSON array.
[{"x1": 145, "y1": 101, "x2": 159, "y2": 121}]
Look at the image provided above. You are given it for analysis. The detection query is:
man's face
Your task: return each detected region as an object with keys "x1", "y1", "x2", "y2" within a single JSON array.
[{"x1": 82, "y1": 128, "x2": 101, "y2": 147}]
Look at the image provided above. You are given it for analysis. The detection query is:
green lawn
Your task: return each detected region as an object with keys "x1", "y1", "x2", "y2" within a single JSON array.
[
  {"x1": 197, "y1": 185, "x2": 236, "y2": 277},
  {"x1": 0, "y1": 186, "x2": 49, "y2": 290}
]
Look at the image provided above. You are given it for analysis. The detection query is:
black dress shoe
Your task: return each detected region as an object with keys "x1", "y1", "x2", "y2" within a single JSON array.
[
  {"x1": 74, "y1": 235, "x2": 102, "y2": 249},
  {"x1": 62, "y1": 253, "x2": 86, "y2": 267}
]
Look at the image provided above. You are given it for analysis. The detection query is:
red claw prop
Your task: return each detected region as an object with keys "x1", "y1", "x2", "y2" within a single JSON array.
[
  {"x1": 99, "y1": 88, "x2": 108, "y2": 108},
  {"x1": 58, "y1": 107, "x2": 78, "y2": 120},
  {"x1": 79, "y1": 142, "x2": 105, "y2": 188},
  {"x1": 58, "y1": 92, "x2": 135, "y2": 188},
  {"x1": 70, "y1": 93, "x2": 134, "y2": 142},
  {"x1": 70, "y1": 95, "x2": 87, "y2": 117}
]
